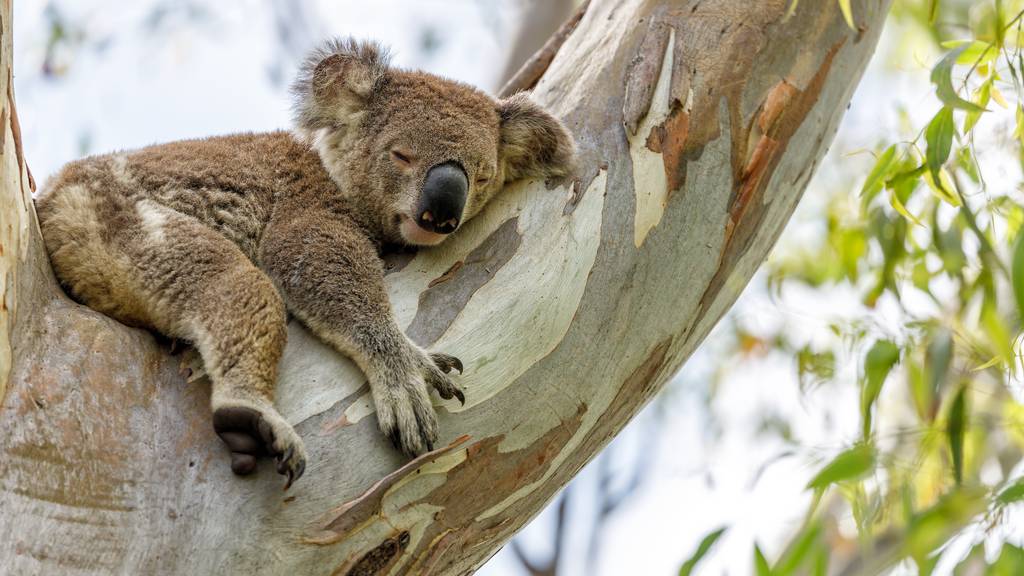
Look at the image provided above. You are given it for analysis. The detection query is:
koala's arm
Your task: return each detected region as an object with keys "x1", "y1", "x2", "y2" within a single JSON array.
[{"x1": 259, "y1": 210, "x2": 463, "y2": 456}]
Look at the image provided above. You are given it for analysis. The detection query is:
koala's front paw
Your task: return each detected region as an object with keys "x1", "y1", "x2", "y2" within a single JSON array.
[
  {"x1": 213, "y1": 404, "x2": 307, "y2": 490},
  {"x1": 372, "y1": 350, "x2": 465, "y2": 457}
]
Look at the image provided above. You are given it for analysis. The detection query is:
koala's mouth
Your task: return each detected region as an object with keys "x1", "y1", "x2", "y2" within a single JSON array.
[{"x1": 398, "y1": 214, "x2": 450, "y2": 246}]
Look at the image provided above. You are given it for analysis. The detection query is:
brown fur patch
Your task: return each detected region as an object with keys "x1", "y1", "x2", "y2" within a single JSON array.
[{"x1": 33, "y1": 36, "x2": 576, "y2": 471}]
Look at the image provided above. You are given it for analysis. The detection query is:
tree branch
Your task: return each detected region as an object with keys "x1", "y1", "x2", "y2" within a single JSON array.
[
  {"x1": 498, "y1": 0, "x2": 590, "y2": 98},
  {"x1": 0, "y1": 1, "x2": 893, "y2": 574}
]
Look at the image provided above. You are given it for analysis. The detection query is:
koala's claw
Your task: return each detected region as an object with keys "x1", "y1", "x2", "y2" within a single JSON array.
[
  {"x1": 430, "y1": 352, "x2": 464, "y2": 374},
  {"x1": 426, "y1": 352, "x2": 466, "y2": 405},
  {"x1": 213, "y1": 405, "x2": 307, "y2": 490}
]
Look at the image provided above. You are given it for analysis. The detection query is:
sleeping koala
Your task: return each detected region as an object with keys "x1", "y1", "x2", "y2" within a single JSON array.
[{"x1": 34, "y1": 38, "x2": 575, "y2": 488}]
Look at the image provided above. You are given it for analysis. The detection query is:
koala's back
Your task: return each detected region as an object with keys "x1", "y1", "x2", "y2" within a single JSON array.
[{"x1": 34, "y1": 131, "x2": 334, "y2": 330}]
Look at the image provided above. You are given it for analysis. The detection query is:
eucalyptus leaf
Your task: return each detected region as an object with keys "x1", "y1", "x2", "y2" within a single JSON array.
[
  {"x1": 930, "y1": 46, "x2": 986, "y2": 112},
  {"x1": 679, "y1": 527, "x2": 727, "y2": 576},
  {"x1": 1013, "y1": 229, "x2": 1024, "y2": 322},
  {"x1": 861, "y1": 145, "x2": 897, "y2": 200},
  {"x1": 997, "y1": 478, "x2": 1024, "y2": 505},
  {"x1": 947, "y1": 386, "x2": 967, "y2": 485},
  {"x1": 838, "y1": 0, "x2": 854, "y2": 29},
  {"x1": 862, "y1": 340, "x2": 900, "y2": 438},
  {"x1": 807, "y1": 443, "x2": 876, "y2": 490},
  {"x1": 925, "y1": 107, "x2": 955, "y2": 190},
  {"x1": 754, "y1": 545, "x2": 772, "y2": 576}
]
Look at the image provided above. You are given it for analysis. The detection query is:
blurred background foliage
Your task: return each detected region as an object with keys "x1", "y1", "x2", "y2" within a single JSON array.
[
  {"x1": 14, "y1": 0, "x2": 1024, "y2": 574},
  {"x1": 689, "y1": 0, "x2": 1024, "y2": 574}
]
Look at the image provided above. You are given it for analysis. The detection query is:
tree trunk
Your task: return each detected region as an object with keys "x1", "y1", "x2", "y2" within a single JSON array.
[{"x1": 0, "y1": 0, "x2": 890, "y2": 574}]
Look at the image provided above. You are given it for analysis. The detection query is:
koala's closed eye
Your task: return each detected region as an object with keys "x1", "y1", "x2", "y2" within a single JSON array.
[{"x1": 390, "y1": 149, "x2": 414, "y2": 167}]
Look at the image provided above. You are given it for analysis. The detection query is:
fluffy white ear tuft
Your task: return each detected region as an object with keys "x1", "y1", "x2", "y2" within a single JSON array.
[{"x1": 291, "y1": 37, "x2": 391, "y2": 133}]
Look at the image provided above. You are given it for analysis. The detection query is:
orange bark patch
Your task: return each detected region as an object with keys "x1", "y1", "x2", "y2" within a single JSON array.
[
  {"x1": 697, "y1": 39, "x2": 847, "y2": 324},
  {"x1": 646, "y1": 107, "x2": 691, "y2": 195}
]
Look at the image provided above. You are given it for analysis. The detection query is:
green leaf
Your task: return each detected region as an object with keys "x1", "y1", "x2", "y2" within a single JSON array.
[
  {"x1": 797, "y1": 346, "x2": 835, "y2": 391},
  {"x1": 754, "y1": 544, "x2": 773, "y2": 576},
  {"x1": 806, "y1": 443, "x2": 876, "y2": 490},
  {"x1": 947, "y1": 386, "x2": 967, "y2": 485},
  {"x1": 922, "y1": 168, "x2": 961, "y2": 206},
  {"x1": 926, "y1": 329, "x2": 953, "y2": 395},
  {"x1": 996, "y1": 477, "x2": 1024, "y2": 505},
  {"x1": 982, "y1": 302, "x2": 1014, "y2": 372},
  {"x1": 904, "y1": 488, "x2": 987, "y2": 562},
  {"x1": 861, "y1": 145, "x2": 897, "y2": 200},
  {"x1": 925, "y1": 107, "x2": 955, "y2": 190},
  {"x1": 939, "y1": 40, "x2": 998, "y2": 65},
  {"x1": 973, "y1": 355, "x2": 1002, "y2": 371},
  {"x1": 1015, "y1": 105, "x2": 1024, "y2": 144},
  {"x1": 838, "y1": 0, "x2": 854, "y2": 29},
  {"x1": 679, "y1": 527, "x2": 727, "y2": 576},
  {"x1": 774, "y1": 522, "x2": 821, "y2": 576},
  {"x1": 811, "y1": 547, "x2": 828, "y2": 576},
  {"x1": 1013, "y1": 229, "x2": 1024, "y2": 323},
  {"x1": 861, "y1": 340, "x2": 900, "y2": 438},
  {"x1": 931, "y1": 46, "x2": 986, "y2": 112},
  {"x1": 890, "y1": 189, "x2": 924, "y2": 226},
  {"x1": 962, "y1": 78, "x2": 990, "y2": 133}
]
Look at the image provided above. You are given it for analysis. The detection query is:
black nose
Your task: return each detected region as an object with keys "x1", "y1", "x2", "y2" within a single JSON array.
[{"x1": 417, "y1": 162, "x2": 467, "y2": 234}]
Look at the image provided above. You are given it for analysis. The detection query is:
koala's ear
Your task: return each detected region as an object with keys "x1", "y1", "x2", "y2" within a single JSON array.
[
  {"x1": 497, "y1": 93, "x2": 576, "y2": 183},
  {"x1": 291, "y1": 37, "x2": 390, "y2": 133}
]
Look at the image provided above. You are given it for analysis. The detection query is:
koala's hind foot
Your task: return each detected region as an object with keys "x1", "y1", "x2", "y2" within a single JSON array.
[
  {"x1": 372, "y1": 347, "x2": 466, "y2": 457},
  {"x1": 37, "y1": 185, "x2": 309, "y2": 489},
  {"x1": 213, "y1": 403, "x2": 307, "y2": 489}
]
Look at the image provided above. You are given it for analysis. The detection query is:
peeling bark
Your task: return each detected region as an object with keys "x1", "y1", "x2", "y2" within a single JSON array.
[{"x1": 0, "y1": 0, "x2": 891, "y2": 574}]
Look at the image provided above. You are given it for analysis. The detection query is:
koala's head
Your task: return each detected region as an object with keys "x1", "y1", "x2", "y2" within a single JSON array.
[{"x1": 292, "y1": 38, "x2": 576, "y2": 246}]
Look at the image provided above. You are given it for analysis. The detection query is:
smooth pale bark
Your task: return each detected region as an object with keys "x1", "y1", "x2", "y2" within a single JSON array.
[{"x1": 0, "y1": 0, "x2": 891, "y2": 574}]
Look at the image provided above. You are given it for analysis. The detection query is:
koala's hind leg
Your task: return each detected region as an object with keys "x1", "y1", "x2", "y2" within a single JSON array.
[
  {"x1": 149, "y1": 213, "x2": 307, "y2": 488},
  {"x1": 39, "y1": 188, "x2": 306, "y2": 488}
]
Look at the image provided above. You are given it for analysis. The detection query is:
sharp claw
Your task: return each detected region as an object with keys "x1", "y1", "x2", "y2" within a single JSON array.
[
  {"x1": 426, "y1": 440, "x2": 434, "y2": 452},
  {"x1": 284, "y1": 469, "x2": 294, "y2": 491},
  {"x1": 277, "y1": 446, "x2": 294, "y2": 474},
  {"x1": 454, "y1": 388, "x2": 466, "y2": 405},
  {"x1": 295, "y1": 459, "x2": 306, "y2": 481},
  {"x1": 452, "y1": 357, "x2": 464, "y2": 374}
]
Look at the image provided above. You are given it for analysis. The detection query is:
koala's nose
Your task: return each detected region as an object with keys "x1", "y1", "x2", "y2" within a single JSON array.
[{"x1": 417, "y1": 162, "x2": 467, "y2": 235}]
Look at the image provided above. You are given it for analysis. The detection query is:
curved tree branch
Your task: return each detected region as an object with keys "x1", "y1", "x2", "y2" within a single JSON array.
[{"x1": 1, "y1": 0, "x2": 891, "y2": 574}]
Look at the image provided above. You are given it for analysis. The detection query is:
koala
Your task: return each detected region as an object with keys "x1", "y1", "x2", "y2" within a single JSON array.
[{"x1": 34, "y1": 38, "x2": 575, "y2": 489}]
